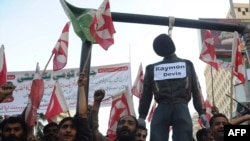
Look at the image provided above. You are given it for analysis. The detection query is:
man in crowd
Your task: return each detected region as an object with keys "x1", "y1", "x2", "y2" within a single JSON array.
[
  {"x1": 42, "y1": 122, "x2": 59, "y2": 141},
  {"x1": 209, "y1": 113, "x2": 229, "y2": 141},
  {"x1": 0, "y1": 116, "x2": 28, "y2": 141},
  {"x1": 115, "y1": 115, "x2": 138, "y2": 141},
  {"x1": 58, "y1": 72, "x2": 90, "y2": 141},
  {"x1": 135, "y1": 125, "x2": 147, "y2": 141}
]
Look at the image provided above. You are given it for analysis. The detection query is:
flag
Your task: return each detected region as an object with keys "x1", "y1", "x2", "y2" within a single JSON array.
[
  {"x1": 24, "y1": 63, "x2": 44, "y2": 127},
  {"x1": 60, "y1": 0, "x2": 96, "y2": 42},
  {"x1": 147, "y1": 100, "x2": 157, "y2": 122},
  {"x1": 0, "y1": 45, "x2": 7, "y2": 86},
  {"x1": 231, "y1": 31, "x2": 245, "y2": 84},
  {"x1": 131, "y1": 63, "x2": 144, "y2": 98},
  {"x1": 199, "y1": 30, "x2": 219, "y2": 70},
  {"x1": 90, "y1": 0, "x2": 116, "y2": 50},
  {"x1": 198, "y1": 99, "x2": 213, "y2": 128},
  {"x1": 45, "y1": 81, "x2": 69, "y2": 123},
  {"x1": 106, "y1": 87, "x2": 136, "y2": 141},
  {"x1": 52, "y1": 22, "x2": 70, "y2": 71}
]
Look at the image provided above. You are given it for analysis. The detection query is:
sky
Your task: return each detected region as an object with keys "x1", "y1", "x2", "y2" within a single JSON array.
[{"x1": 1, "y1": 0, "x2": 249, "y2": 139}]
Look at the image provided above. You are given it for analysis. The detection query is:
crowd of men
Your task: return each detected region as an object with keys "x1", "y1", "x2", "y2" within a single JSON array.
[
  {"x1": 0, "y1": 72, "x2": 148, "y2": 141},
  {"x1": 1, "y1": 33, "x2": 250, "y2": 141}
]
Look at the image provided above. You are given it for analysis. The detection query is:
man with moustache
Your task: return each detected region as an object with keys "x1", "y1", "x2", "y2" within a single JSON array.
[
  {"x1": 209, "y1": 113, "x2": 229, "y2": 141},
  {"x1": 0, "y1": 116, "x2": 28, "y2": 141},
  {"x1": 135, "y1": 125, "x2": 147, "y2": 141},
  {"x1": 115, "y1": 115, "x2": 138, "y2": 141}
]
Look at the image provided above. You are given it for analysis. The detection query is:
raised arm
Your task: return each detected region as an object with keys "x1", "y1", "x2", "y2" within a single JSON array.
[{"x1": 77, "y1": 72, "x2": 88, "y2": 118}]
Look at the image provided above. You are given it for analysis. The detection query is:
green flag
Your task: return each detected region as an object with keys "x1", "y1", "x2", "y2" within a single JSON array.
[{"x1": 60, "y1": 0, "x2": 96, "y2": 42}]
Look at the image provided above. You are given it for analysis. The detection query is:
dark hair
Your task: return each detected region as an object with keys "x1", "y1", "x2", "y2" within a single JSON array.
[
  {"x1": 117, "y1": 115, "x2": 138, "y2": 128},
  {"x1": 58, "y1": 117, "x2": 74, "y2": 128},
  {"x1": 43, "y1": 122, "x2": 58, "y2": 133},
  {"x1": 209, "y1": 113, "x2": 229, "y2": 127},
  {"x1": 137, "y1": 125, "x2": 147, "y2": 131},
  {"x1": 0, "y1": 116, "x2": 28, "y2": 139},
  {"x1": 196, "y1": 128, "x2": 208, "y2": 141}
]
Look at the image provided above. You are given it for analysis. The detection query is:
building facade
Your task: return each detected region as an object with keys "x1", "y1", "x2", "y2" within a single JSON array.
[{"x1": 192, "y1": 2, "x2": 250, "y2": 140}]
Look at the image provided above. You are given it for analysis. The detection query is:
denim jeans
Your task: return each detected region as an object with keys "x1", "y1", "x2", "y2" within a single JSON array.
[{"x1": 150, "y1": 103, "x2": 192, "y2": 141}]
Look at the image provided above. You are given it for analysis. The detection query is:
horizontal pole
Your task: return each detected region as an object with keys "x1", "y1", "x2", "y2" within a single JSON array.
[{"x1": 112, "y1": 12, "x2": 248, "y2": 34}]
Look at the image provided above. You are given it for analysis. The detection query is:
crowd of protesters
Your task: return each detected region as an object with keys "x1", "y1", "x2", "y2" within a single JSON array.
[
  {"x1": 0, "y1": 71, "x2": 148, "y2": 141},
  {"x1": 1, "y1": 33, "x2": 250, "y2": 141}
]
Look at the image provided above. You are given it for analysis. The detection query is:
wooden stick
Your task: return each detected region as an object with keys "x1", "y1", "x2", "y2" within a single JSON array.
[
  {"x1": 67, "y1": 110, "x2": 71, "y2": 117},
  {"x1": 210, "y1": 66, "x2": 215, "y2": 106},
  {"x1": 230, "y1": 66, "x2": 234, "y2": 120},
  {"x1": 42, "y1": 53, "x2": 53, "y2": 75}
]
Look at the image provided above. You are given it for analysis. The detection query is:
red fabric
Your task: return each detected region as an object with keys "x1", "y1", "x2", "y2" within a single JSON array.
[
  {"x1": 232, "y1": 32, "x2": 245, "y2": 84},
  {"x1": 45, "y1": 82, "x2": 68, "y2": 122},
  {"x1": 90, "y1": 0, "x2": 115, "y2": 50},
  {"x1": 199, "y1": 30, "x2": 219, "y2": 70},
  {"x1": 52, "y1": 22, "x2": 70, "y2": 71},
  {"x1": 25, "y1": 64, "x2": 44, "y2": 127},
  {"x1": 0, "y1": 46, "x2": 7, "y2": 86},
  {"x1": 131, "y1": 63, "x2": 144, "y2": 98},
  {"x1": 147, "y1": 101, "x2": 157, "y2": 122},
  {"x1": 106, "y1": 88, "x2": 135, "y2": 141}
]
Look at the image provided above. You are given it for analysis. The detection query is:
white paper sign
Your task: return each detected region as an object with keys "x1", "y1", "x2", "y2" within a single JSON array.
[{"x1": 154, "y1": 62, "x2": 186, "y2": 80}]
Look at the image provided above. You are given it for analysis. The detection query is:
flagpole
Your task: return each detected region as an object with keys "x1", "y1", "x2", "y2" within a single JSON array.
[
  {"x1": 210, "y1": 66, "x2": 215, "y2": 106},
  {"x1": 42, "y1": 53, "x2": 53, "y2": 75},
  {"x1": 230, "y1": 65, "x2": 234, "y2": 120},
  {"x1": 76, "y1": 40, "x2": 92, "y2": 113},
  {"x1": 67, "y1": 111, "x2": 71, "y2": 117},
  {"x1": 81, "y1": 45, "x2": 92, "y2": 73}
]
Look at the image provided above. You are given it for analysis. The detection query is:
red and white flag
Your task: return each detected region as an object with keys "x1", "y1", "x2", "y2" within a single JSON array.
[
  {"x1": 231, "y1": 31, "x2": 245, "y2": 84},
  {"x1": 147, "y1": 100, "x2": 157, "y2": 122},
  {"x1": 45, "y1": 81, "x2": 69, "y2": 123},
  {"x1": 90, "y1": 0, "x2": 116, "y2": 50},
  {"x1": 199, "y1": 30, "x2": 219, "y2": 70},
  {"x1": 0, "y1": 45, "x2": 7, "y2": 86},
  {"x1": 198, "y1": 99, "x2": 213, "y2": 128},
  {"x1": 106, "y1": 87, "x2": 136, "y2": 141},
  {"x1": 25, "y1": 63, "x2": 44, "y2": 127},
  {"x1": 52, "y1": 22, "x2": 70, "y2": 71},
  {"x1": 131, "y1": 63, "x2": 144, "y2": 98}
]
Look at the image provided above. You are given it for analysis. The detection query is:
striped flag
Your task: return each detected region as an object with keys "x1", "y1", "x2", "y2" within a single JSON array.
[
  {"x1": 25, "y1": 63, "x2": 44, "y2": 127},
  {"x1": 0, "y1": 45, "x2": 7, "y2": 86},
  {"x1": 45, "y1": 81, "x2": 69, "y2": 123},
  {"x1": 90, "y1": 0, "x2": 116, "y2": 50},
  {"x1": 106, "y1": 87, "x2": 136, "y2": 141},
  {"x1": 52, "y1": 22, "x2": 70, "y2": 71},
  {"x1": 231, "y1": 31, "x2": 245, "y2": 84},
  {"x1": 199, "y1": 30, "x2": 218, "y2": 70},
  {"x1": 131, "y1": 63, "x2": 144, "y2": 98}
]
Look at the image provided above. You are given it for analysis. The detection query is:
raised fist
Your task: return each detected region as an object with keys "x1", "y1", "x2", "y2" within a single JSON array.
[{"x1": 94, "y1": 89, "x2": 105, "y2": 102}]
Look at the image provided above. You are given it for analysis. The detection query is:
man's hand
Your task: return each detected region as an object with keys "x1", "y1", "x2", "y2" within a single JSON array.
[
  {"x1": 94, "y1": 89, "x2": 105, "y2": 102},
  {"x1": 200, "y1": 114, "x2": 210, "y2": 129},
  {"x1": 137, "y1": 118, "x2": 146, "y2": 127},
  {"x1": 0, "y1": 83, "x2": 16, "y2": 102},
  {"x1": 78, "y1": 73, "x2": 87, "y2": 87}
]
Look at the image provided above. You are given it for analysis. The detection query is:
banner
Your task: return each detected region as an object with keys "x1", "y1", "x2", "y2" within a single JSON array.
[{"x1": 1, "y1": 63, "x2": 132, "y2": 116}]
